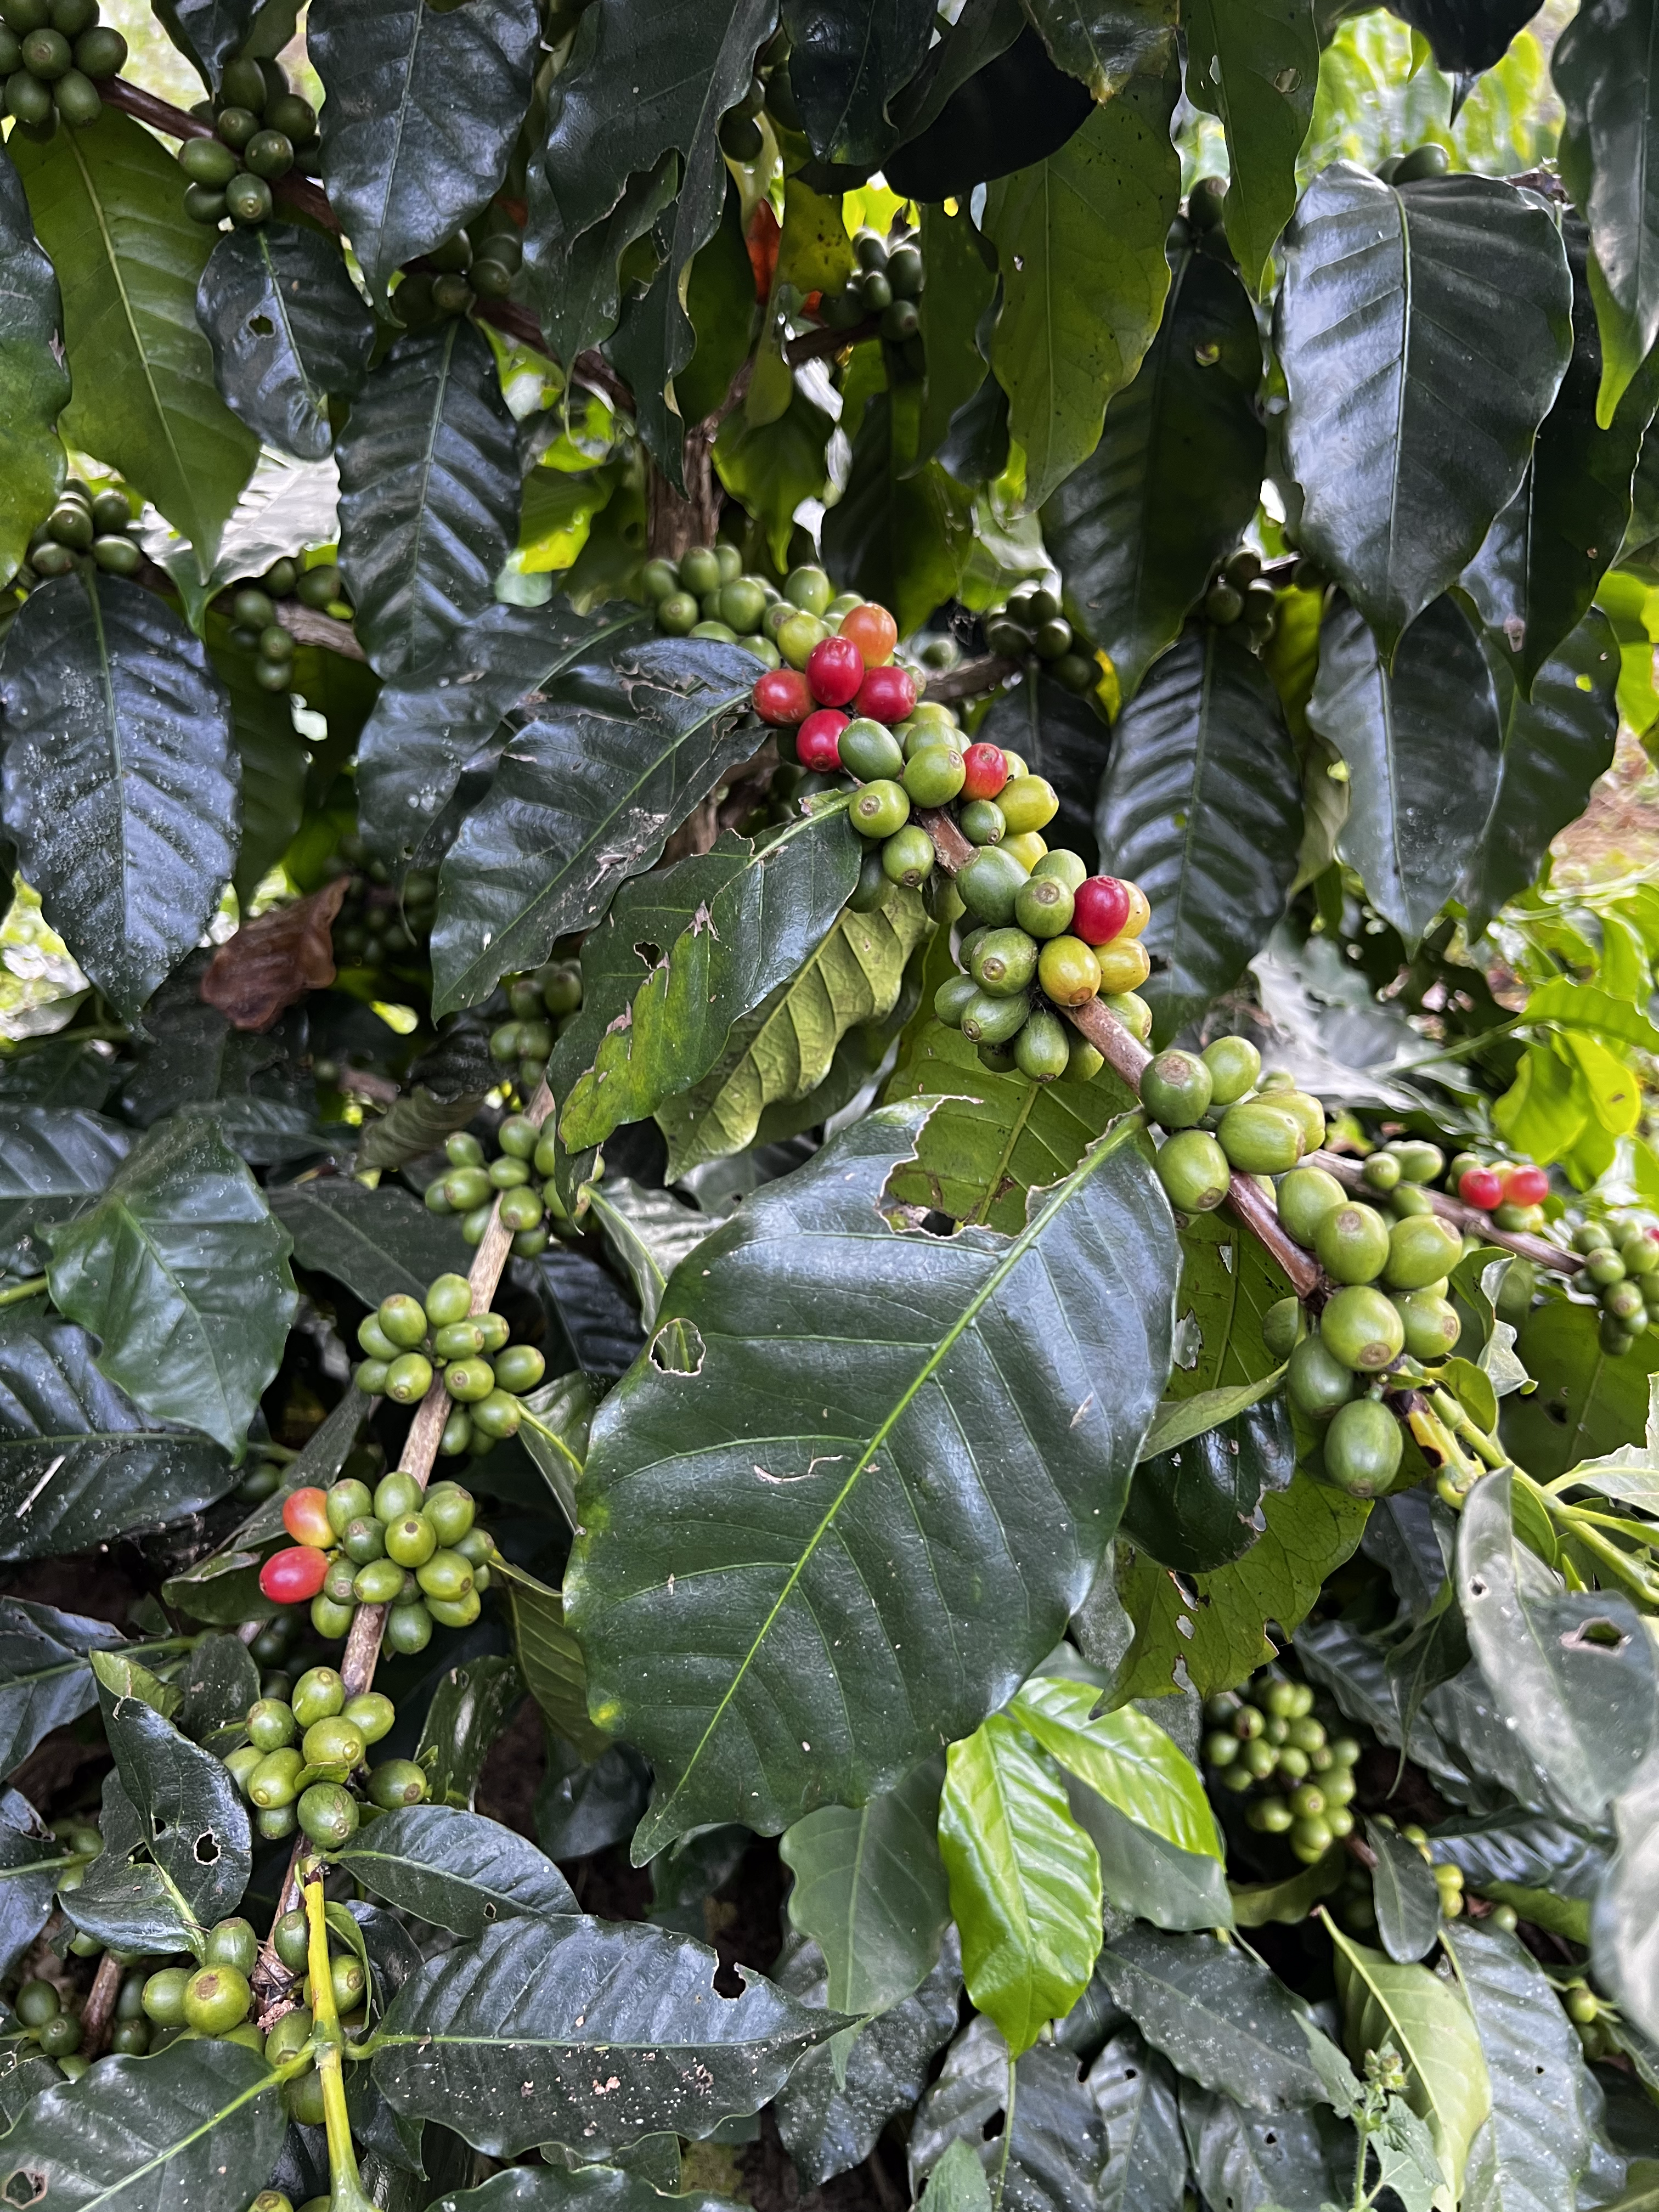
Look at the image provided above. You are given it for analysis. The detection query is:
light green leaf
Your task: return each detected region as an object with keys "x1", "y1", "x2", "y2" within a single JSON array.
[
  {"x1": 1502, "y1": 1295, "x2": 1659, "y2": 1485},
  {"x1": 1522, "y1": 976, "x2": 1659, "y2": 1054},
  {"x1": 516, "y1": 1370, "x2": 597, "y2": 1528},
  {"x1": 984, "y1": 71, "x2": 1180, "y2": 507},
  {"x1": 1010, "y1": 1672, "x2": 1221, "y2": 1861},
  {"x1": 1138, "y1": 1369, "x2": 1288, "y2": 1463},
  {"x1": 509, "y1": 1573, "x2": 611, "y2": 1764},
  {"x1": 939, "y1": 1712, "x2": 1103, "y2": 2056},
  {"x1": 1184, "y1": 0, "x2": 1319, "y2": 293},
  {"x1": 13, "y1": 109, "x2": 257, "y2": 570},
  {"x1": 0, "y1": 146, "x2": 68, "y2": 589},
  {"x1": 714, "y1": 383, "x2": 834, "y2": 571},
  {"x1": 583, "y1": 1180, "x2": 718, "y2": 1331},
  {"x1": 780, "y1": 1758, "x2": 950, "y2": 2017}
]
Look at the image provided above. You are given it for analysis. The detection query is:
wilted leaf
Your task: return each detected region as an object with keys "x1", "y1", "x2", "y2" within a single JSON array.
[{"x1": 200, "y1": 878, "x2": 347, "y2": 1031}]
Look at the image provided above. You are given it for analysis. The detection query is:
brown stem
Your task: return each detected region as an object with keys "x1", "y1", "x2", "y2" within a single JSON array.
[
  {"x1": 924, "y1": 652, "x2": 1020, "y2": 705},
  {"x1": 275, "y1": 602, "x2": 365, "y2": 661},
  {"x1": 1306, "y1": 1149, "x2": 1580, "y2": 1277},
  {"x1": 785, "y1": 314, "x2": 882, "y2": 365},
  {"x1": 78, "y1": 1947, "x2": 124, "y2": 2060},
  {"x1": 913, "y1": 809, "x2": 1326, "y2": 1297}
]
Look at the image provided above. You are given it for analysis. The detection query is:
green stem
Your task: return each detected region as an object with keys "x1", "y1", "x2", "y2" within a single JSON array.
[
  {"x1": 1348, "y1": 2118, "x2": 1372, "y2": 2212},
  {"x1": 1392, "y1": 1016, "x2": 1525, "y2": 1074},
  {"x1": 1423, "y1": 1386, "x2": 1509, "y2": 1471},
  {"x1": 515, "y1": 1403, "x2": 584, "y2": 1475},
  {"x1": 303, "y1": 1866, "x2": 374, "y2": 2212},
  {"x1": 991, "y1": 2051, "x2": 1017, "y2": 2212},
  {"x1": 0, "y1": 1276, "x2": 48, "y2": 1310}
]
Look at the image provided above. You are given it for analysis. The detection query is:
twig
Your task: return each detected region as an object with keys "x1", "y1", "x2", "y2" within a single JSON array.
[
  {"x1": 1307, "y1": 1150, "x2": 1580, "y2": 1277},
  {"x1": 276, "y1": 602, "x2": 365, "y2": 662},
  {"x1": 926, "y1": 652, "x2": 1019, "y2": 704},
  {"x1": 77, "y1": 1948, "x2": 123, "y2": 2060},
  {"x1": 785, "y1": 313, "x2": 882, "y2": 365}
]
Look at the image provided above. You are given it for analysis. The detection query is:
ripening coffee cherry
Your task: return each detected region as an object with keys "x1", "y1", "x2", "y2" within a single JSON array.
[
  {"x1": 259, "y1": 1547, "x2": 329, "y2": 1604},
  {"x1": 1384, "y1": 1214, "x2": 1462, "y2": 1291},
  {"x1": 1287, "y1": 1331, "x2": 1357, "y2": 1419},
  {"x1": 184, "y1": 1965, "x2": 251, "y2": 2035},
  {"x1": 291, "y1": 1667, "x2": 346, "y2": 1725},
  {"x1": 1314, "y1": 1203, "x2": 1392, "y2": 1286},
  {"x1": 1276, "y1": 1166, "x2": 1346, "y2": 1248},
  {"x1": 1217, "y1": 1101, "x2": 1303, "y2": 1176},
  {"x1": 1319, "y1": 1286, "x2": 1407, "y2": 1373},
  {"x1": 1156, "y1": 1130, "x2": 1231, "y2": 1214},
  {"x1": 1321, "y1": 1397, "x2": 1403, "y2": 1496},
  {"x1": 1141, "y1": 1049, "x2": 1213, "y2": 1131}
]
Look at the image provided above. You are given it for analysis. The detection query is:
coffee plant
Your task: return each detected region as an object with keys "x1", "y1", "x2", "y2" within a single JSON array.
[{"x1": 4, "y1": 3, "x2": 1659, "y2": 2210}]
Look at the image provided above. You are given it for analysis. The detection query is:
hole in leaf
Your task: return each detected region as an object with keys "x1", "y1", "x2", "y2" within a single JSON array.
[
  {"x1": 650, "y1": 1318, "x2": 705, "y2": 1375},
  {"x1": 1468, "y1": 1577, "x2": 1487, "y2": 1599},
  {"x1": 248, "y1": 314, "x2": 275, "y2": 336},
  {"x1": 483, "y1": 1903, "x2": 498, "y2": 1920},
  {"x1": 1562, "y1": 1616, "x2": 1628, "y2": 1653},
  {"x1": 194, "y1": 1830, "x2": 220, "y2": 1864},
  {"x1": 3, "y1": 2172, "x2": 46, "y2": 2209},
  {"x1": 981, "y1": 2113, "x2": 1005, "y2": 2142}
]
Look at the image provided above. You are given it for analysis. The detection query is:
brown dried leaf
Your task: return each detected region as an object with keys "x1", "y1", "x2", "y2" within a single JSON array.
[{"x1": 200, "y1": 877, "x2": 349, "y2": 1031}]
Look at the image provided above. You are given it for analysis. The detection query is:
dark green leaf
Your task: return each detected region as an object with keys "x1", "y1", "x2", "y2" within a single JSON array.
[
  {"x1": 1277, "y1": 166, "x2": 1572, "y2": 656},
  {"x1": 1018, "y1": 1, "x2": 1176, "y2": 100},
  {"x1": 917, "y1": 2140, "x2": 992, "y2": 2212},
  {"x1": 0, "y1": 1788, "x2": 68, "y2": 1979},
  {"x1": 431, "y1": 636, "x2": 765, "y2": 1016},
  {"x1": 431, "y1": 2171, "x2": 738, "y2": 2212},
  {"x1": 528, "y1": 155, "x2": 679, "y2": 373},
  {"x1": 196, "y1": 222, "x2": 375, "y2": 460},
  {"x1": 0, "y1": 1599, "x2": 127, "y2": 1776},
  {"x1": 204, "y1": 624, "x2": 306, "y2": 905},
  {"x1": 1066, "y1": 1780, "x2": 1233, "y2": 1931},
  {"x1": 1430, "y1": 1810, "x2": 1606, "y2": 1904},
  {"x1": 569, "y1": 1107, "x2": 1177, "y2": 1852},
  {"x1": 1366, "y1": 1818, "x2": 1443, "y2": 1963},
  {"x1": 774, "y1": 1926, "x2": 962, "y2": 2189},
  {"x1": 822, "y1": 391, "x2": 974, "y2": 634},
  {"x1": 514, "y1": 1370, "x2": 596, "y2": 1528},
  {"x1": 1386, "y1": 0, "x2": 1536, "y2": 72},
  {"x1": 584, "y1": 1181, "x2": 718, "y2": 1332},
  {"x1": 1594, "y1": 1762, "x2": 1659, "y2": 2044},
  {"x1": 782, "y1": 0, "x2": 934, "y2": 165},
  {"x1": 373, "y1": 1910, "x2": 841, "y2": 2158},
  {"x1": 975, "y1": 670, "x2": 1110, "y2": 871},
  {"x1": 416, "y1": 1654, "x2": 524, "y2": 1812},
  {"x1": 549, "y1": 804, "x2": 862, "y2": 1150},
  {"x1": 13, "y1": 110, "x2": 258, "y2": 569},
  {"x1": 655, "y1": 881, "x2": 930, "y2": 1177},
  {"x1": 171, "y1": 1633, "x2": 259, "y2": 1747},
  {"x1": 1306, "y1": 592, "x2": 1501, "y2": 947},
  {"x1": 915, "y1": 200, "x2": 997, "y2": 470},
  {"x1": 910, "y1": 2021, "x2": 1111, "y2": 2212},
  {"x1": 1121, "y1": 1397, "x2": 1295, "y2": 1575},
  {"x1": 356, "y1": 1085, "x2": 491, "y2": 1176},
  {"x1": 1179, "y1": 2080, "x2": 1352, "y2": 2212},
  {"x1": 337, "y1": 321, "x2": 520, "y2": 679},
  {"x1": 1459, "y1": 1468, "x2": 1657, "y2": 1820},
  {"x1": 0, "y1": 1316, "x2": 232, "y2": 1564},
  {"x1": 1094, "y1": 1923, "x2": 1330, "y2": 2110},
  {"x1": 0, "y1": 1107, "x2": 127, "y2": 1201},
  {"x1": 309, "y1": 0, "x2": 538, "y2": 299},
  {"x1": 983, "y1": 73, "x2": 1180, "y2": 508},
  {"x1": 1384, "y1": 1579, "x2": 1471, "y2": 1769},
  {"x1": 779, "y1": 1757, "x2": 950, "y2": 2017},
  {"x1": 0, "y1": 2038, "x2": 286, "y2": 2212},
  {"x1": 713, "y1": 385, "x2": 835, "y2": 571},
  {"x1": 1465, "y1": 221, "x2": 1658, "y2": 695},
  {"x1": 1443, "y1": 1920, "x2": 1599, "y2": 2212},
  {"x1": 1555, "y1": 0, "x2": 1659, "y2": 426},
  {"x1": 1229, "y1": 1852, "x2": 1346, "y2": 1928},
  {"x1": 511, "y1": 1574, "x2": 610, "y2": 1761},
  {"x1": 0, "y1": 574, "x2": 237, "y2": 1022},
  {"x1": 1184, "y1": 0, "x2": 1319, "y2": 294},
  {"x1": 0, "y1": 145, "x2": 68, "y2": 589},
  {"x1": 46, "y1": 1117, "x2": 297, "y2": 1455},
  {"x1": 1096, "y1": 626, "x2": 1302, "y2": 1043},
  {"x1": 270, "y1": 1180, "x2": 470, "y2": 1308},
  {"x1": 0, "y1": 1039, "x2": 111, "y2": 1111},
  {"x1": 1331, "y1": 1926, "x2": 1491, "y2": 2205},
  {"x1": 1042, "y1": 247, "x2": 1265, "y2": 704},
  {"x1": 1087, "y1": 2029, "x2": 1184, "y2": 2212},
  {"x1": 1460, "y1": 611, "x2": 1621, "y2": 936},
  {"x1": 1502, "y1": 1295, "x2": 1659, "y2": 1483},
  {"x1": 884, "y1": 16, "x2": 1092, "y2": 202},
  {"x1": 68, "y1": 1682, "x2": 251, "y2": 1955},
  {"x1": 331, "y1": 1802, "x2": 577, "y2": 1935}
]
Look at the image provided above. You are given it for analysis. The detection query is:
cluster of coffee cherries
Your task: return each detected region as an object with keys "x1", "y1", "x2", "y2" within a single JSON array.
[
  {"x1": 814, "y1": 226, "x2": 926, "y2": 345},
  {"x1": 395, "y1": 214, "x2": 523, "y2": 326},
  {"x1": 1204, "y1": 1671, "x2": 1361, "y2": 1866},
  {"x1": 16, "y1": 477, "x2": 139, "y2": 586},
  {"x1": 484, "y1": 962, "x2": 583, "y2": 1102},
  {"x1": 355, "y1": 1275, "x2": 545, "y2": 1420},
  {"x1": 425, "y1": 1122, "x2": 566, "y2": 1252},
  {"x1": 261, "y1": 1906, "x2": 378, "y2": 2124},
  {"x1": 1448, "y1": 1152, "x2": 1550, "y2": 1235},
  {"x1": 983, "y1": 580, "x2": 1098, "y2": 696},
  {"x1": 328, "y1": 860, "x2": 435, "y2": 980},
  {"x1": 644, "y1": 550, "x2": 858, "y2": 668},
  {"x1": 1146, "y1": 1043, "x2": 1325, "y2": 1204},
  {"x1": 1566, "y1": 1206, "x2": 1659, "y2": 1357},
  {"x1": 178, "y1": 55, "x2": 317, "y2": 229},
  {"x1": 1200, "y1": 546, "x2": 1281, "y2": 655},
  {"x1": 259, "y1": 1463, "x2": 498, "y2": 1651},
  {"x1": 0, "y1": 0, "x2": 125, "y2": 138},
  {"x1": 223, "y1": 1665, "x2": 426, "y2": 1846},
  {"x1": 220, "y1": 555, "x2": 349, "y2": 690}
]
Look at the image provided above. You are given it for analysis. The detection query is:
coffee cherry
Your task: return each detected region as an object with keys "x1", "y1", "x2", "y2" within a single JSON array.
[
  {"x1": 1142, "y1": 1049, "x2": 1214, "y2": 1130},
  {"x1": 205, "y1": 1917, "x2": 259, "y2": 1975},
  {"x1": 1095, "y1": 936, "x2": 1152, "y2": 992},
  {"x1": 851, "y1": 664, "x2": 916, "y2": 723},
  {"x1": 298, "y1": 1782, "x2": 359, "y2": 1847},
  {"x1": 1384, "y1": 1214, "x2": 1462, "y2": 1291},
  {"x1": 838, "y1": 602, "x2": 898, "y2": 663},
  {"x1": 1156, "y1": 1130, "x2": 1231, "y2": 1213},
  {"x1": 1458, "y1": 1165, "x2": 1503, "y2": 1210},
  {"x1": 15, "y1": 1979, "x2": 58, "y2": 2028},
  {"x1": 1505, "y1": 1163, "x2": 1549, "y2": 1206},
  {"x1": 1315, "y1": 1203, "x2": 1391, "y2": 1286},
  {"x1": 806, "y1": 634, "x2": 864, "y2": 707},
  {"x1": 1014, "y1": 1007, "x2": 1070, "y2": 1081},
  {"x1": 1288, "y1": 1331, "x2": 1357, "y2": 1418},
  {"x1": 292, "y1": 1667, "x2": 346, "y2": 1725},
  {"x1": 1322, "y1": 1397, "x2": 1403, "y2": 1495},
  {"x1": 1320, "y1": 1286, "x2": 1406, "y2": 1373},
  {"x1": 368, "y1": 1759, "x2": 428, "y2": 1808},
  {"x1": 1014, "y1": 873, "x2": 1073, "y2": 939},
  {"x1": 1217, "y1": 1101, "x2": 1304, "y2": 1175},
  {"x1": 961, "y1": 742, "x2": 1008, "y2": 800},
  {"x1": 1395, "y1": 1290, "x2": 1460, "y2": 1361},
  {"x1": 1036, "y1": 935, "x2": 1101, "y2": 1007},
  {"x1": 184, "y1": 1965, "x2": 251, "y2": 2035},
  {"x1": 1071, "y1": 877, "x2": 1130, "y2": 946},
  {"x1": 385, "y1": 1601, "x2": 433, "y2": 1654},
  {"x1": 958, "y1": 845, "x2": 1031, "y2": 926},
  {"x1": 302, "y1": 1716, "x2": 365, "y2": 1770},
  {"x1": 281, "y1": 1487, "x2": 333, "y2": 1548},
  {"x1": 247, "y1": 1697, "x2": 297, "y2": 1751},
  {"x1": 260, "y1": 1547, "x2": 329, "y2": 1604}
]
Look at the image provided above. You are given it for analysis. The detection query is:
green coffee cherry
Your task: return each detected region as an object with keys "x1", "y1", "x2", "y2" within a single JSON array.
[
  {"x1": 184, "y1": 1965, "x2": 251, "y2": 2035},
  {"x1": 1314, "y1": 1203, "x2": 1392, "y2": 1286},
  {"x1": 1384, "y1": 1214, "x2": 1462, "y2": 1291},
  {"x1": 956, "y1": 845, "x2": 1030, "y2": 927},
  {"x1": 384, "y1": 1601, "x2": 433, "y2": 1654},
  {"x1": 375, "y1": 1471, "x2": 423, "y2": 1521},
  {"x1": 1319, "y1": 1285, "x2": 1406, "y2": 1373},
  {"x1": 1262, "y1": 1295, "x2": 1305, "y2": 1361},
  {"x1": 1217, "y1": 1101, "x2": 1304, "y2": 1175},
  {"x1": 1390, "y1": 1139, "x2": 1444, "y2": 1183},
  {"x1": 343, "y1": 1692, "x2": 396, "y2": 1745},
  {"x1": 1140, "y1": 1049, "x2": 1212, "y2": 1131},
  {"x1": 424, "y1": 1482, "x2": 476, "y2": 1545},
  {"x1": 1202, "y1": 1034, "x2": 1261, "y2": 1105},
  {"x1": 1156, "y1": 1130, "x2": 1231, "y2": 1213},
  {"x1": 298, "y1": 1782, "x2": 359, "y2": 1847},
  {"x1": 327, "y1": 1477, "x2": 375, "y2": 1533},
  {"x1": 1276, "y1": 1165, "x2": 1346, "y2": 1249},
  {"x1": 15, "y1": 1979, "x2": 59, "y2": 2028},
  {"x1": 1013, "y1": 873, "x2": 1072, "y2": 939},
  {"x1": 1287, "y1": 1331, "x2": 1357, "y2": 1419},
  {"x1": 292, "y1": 1667, "x2": 346, "y2": 1725},
  {"x1": 1395, "y1": 1290, "x2": 1460, "y2": 1361},
  {"x1": 368, "y1": 1759, "x2": 428, "y2": 1809},
  {"x1": 247, "y1": 1696, "x2": 297, "y2": 1751},
  {"x1": 204, "y1": 1917, "x2": 259, "y2": 1975},
  {"x1": 353, "y1": 1557, "x2": 405, "y2": 1605},
  {"x1": 1014, "y1": 1007, "x2": 1070, "y2": 1082},
  {"x1": 958, "y1": 988, "x2": 1029, "y2": 1047},
  {"x1": 247, "y1": 1748, "x2": 305, "y2": 1808},
  {"x1": 274, "y1": 1908, "x2": 312, "y2": 1973},
  {"x1": 970, "y1": 928, "x2": 1039, "y2": 997},
  {"x1": 1321, "y1": 1397, "x2": 1403, "y2": 1496}
]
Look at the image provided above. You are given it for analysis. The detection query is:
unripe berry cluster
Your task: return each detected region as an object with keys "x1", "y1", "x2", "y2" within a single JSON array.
[
  {"x1": 424, "y1": 1122, "x2": 568, "y2": 1252},
  {"x1": 1203, "y1": 1672, "x2": 1360, "y2": 1864},
  {"x1": 219, "y1": 554, "x2": 350, "y2": 692},
  {"x1": 259, "y1": 1457, "x2": 498, "y2": 1649},
  {"x1": 178, "y1": 55, "x2": 317, "y2": 229},
  {"x1": 983, "y1": 580, "x2": 1098, "y2": 696},
  {"x1": 17, "y1": 478, "x2": 140, "y2": 588},
  {"x1": 0, "y1": 0, "x2": 125, "y2": 140},
  {"x1": 222, "y1": 1664, "x2": 427, "y2": 1846},
  {"x1": 1567, "y1": 1206, "x2": 1659, "y2": 1356},
  {"x1": 814, "y1": 225, "x2": 926, "y2": 345},
  {"x1": 1199, "y1": 546, "x2": 1283, "y2": 653},
  {"x1": 394, "y1": 215, "x2": 522, "y2": 326},
  {"x1": 483, "y1": 968, "x2": 582, "y2": 1105}
]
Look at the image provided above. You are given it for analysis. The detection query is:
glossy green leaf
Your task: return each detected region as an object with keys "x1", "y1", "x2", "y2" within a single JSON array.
[
  {"x1": 1331, "y1": 1924, "x2": 1492, "y2": 2207},
  {"x1": 0, "y1": 146, "x2": 67, "y2": 589},
  {"x1": 1230, "y1": 1852, "x2": 1347, "y2": 1928},
  {"x1": 310, "y1": 0, "x2": 538, "y2": 300},
  {"x1": 510, "y1": 1575, "x2": 611, "y2": 1763},
  {"x1": 416, "y1": 1652, "x2": 525, "y2": 1812},
  {"x1": 916, "y1": 2138, "x2": 993, "y2": 2212},
  {"x1": 1096, "y1": 625, "x2": 1302, "y2": 1043},
  {"x1": 910, "y1": 2018, "x2": 1111, "y2": 2212},
  {"x1": 780, "y1": 1757, "x2": 950, "y2": 2017},
  {"x1": 1184, "y1": 0, "x2": 1319, "y2": 293},
  {"x1": 0, "y1": 1598, "x2": 127, "y2": 1776},
  {"x1": 1593, "y1": 1760, "x2": 1659, "y2": 2044},
  {"x1": 939, "y1": 1712, "x2": 1103, "y2": 2056},
  {"x1": 1306, "y1": 592, "x2": 1502, "y2": 948},
  {"x1": 1123, "y1": 1393, "x2": 1295, "y2": 1574},
  {"x1": 1088, "y1": 2028, "x2": 1186, "y2": 2212},
  {"x1": 1555, "y1": 0, "x2": 1659, "y2": 426},
  {"x1": 0, "y1": 2038, "x2": 286, "y2": 2212},
  {"x1": 1068, "y1": 1781, "x2": 1234, "y2": 1932},
  {"x1": 0, "y1": 1105, "x2": 127, "y2": 1203},
  {"x1": 568, "y1": 1107, "x2": 1178, "y2": 1854},
  {"x1": 916, "y1": 200, "x2": 998, "y2": 470},
  {"x1": 983, "y1": 72, "x2": 1180, "y2": 509},
  {"x1": 355, "y1": 600, "x2": 647, "y2": 866},
  {"x1": 1443, "y1": 1920, "x2": 1598, "y2": 2212},
  {"x1": 0, "y1": 1315, "x2": 233, "y2": 1564},
  {"x1": 585, "y1": 1181, "x2": 719, "y2": 1332},
  {"x1": 1019, "y1": 0, "x2": 1177, "y2": 100},
  {"x1": 13, "y1": 109, "x2": 257, "y2": 570},
  {"x1": 432, "y1": 636, "x2": 765, "y2": 1017},
  {"x1": 1094, "y1": 1922, "x2": 1330, "y2": 2108},
  {"x1": 1278, "y1": 165, "x2": 1572, "y2": 657},
  {"x1": 0, "y1": 573, "x2": 237, "y2": 1023},
  {"x1": 1010, "y1": 1672, "x2": 1222, "y2": 1860},
  {"x1": 528, "y1": 154, "x2": 679, "y2": 373},
  {"x1": 713, "y1": 383, "x2": 835, "y2": 571},
  {"x1": 1169, "y1": 1207, "x2": 1296, "y2": 1400},
  {"x1": 1042, "y1": 246, "x2": 1265, "y2": 704},
  {"x1": 822, "y1": 391, "x2": 975, "y2": 634},
  {"x1": 336, "y1": 320, "x2": 520, "y2": 679},
  {"x1": 372, "y1": 1909, "x2": 842, "y2": 2158},
  {"x1": 356, "y1": 1084, "x2": 491, "y2": 1176},
  {"x1": 46, "y1": 1116, "x2": 297, "y2": 1456},
  {"x1": 195, "y1": 222, "x2": 375, "y2": 460},
  {"x1": 331, "y1": 1802, "x2": 577, "y2": 1935},
  {"x1": 170, "y1": 1632, "x2": 258, "y2": 1747},
  {"x1": 0, "y1": 1787, "x2": 65, "y2": 1980},
  {"x1": 1116, "y1": 1470, "x2": 1370, "y2": 1699},
  {"x1": 67, "y1": 1679, "x2": 251, "y2": 1955},
  {"x1": 782, "y1": 0, "x2": 934, "y2": 166},
  {"x1": 516, "y1": 1370, "x2": 597, "y2": 1527},
  {"x1": 1460, "y1": 610, "x2": 1620, "y2": 936},
  {"x1": 1367, "y1": 1817, "x2": 1443, "y2": 1963},
  {"x1": 1180, "y1": 2080, "x2": 1353, "y2": 2212},
  {"x1": 656, "y1": 882, "x2": 929, "y2": 1177},
  {"x1": 1458, "y1": 1468, "x2": 1657, "y2": 1820},
  {"x1": 270, "y1": 1179, "x2": 470, "y2": 1308}
]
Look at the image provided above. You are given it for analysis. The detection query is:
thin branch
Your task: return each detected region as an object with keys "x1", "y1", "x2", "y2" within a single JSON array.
[
  {"x1": 275, "y1": 601, "x2": 365, "y2": 661},
  {"x1": 77, "y1": 1948, "x2": 123, "y2": 2061},
  {"x1": 926, "y1": 652, "x2": 1019, "y2": 704},
  {"x1": 1308, "y1": 1149, "x2": 1581, "y2": 1277},
  {"x1": 785, "y1": 313, "x2": 882, "y2": 365}
]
